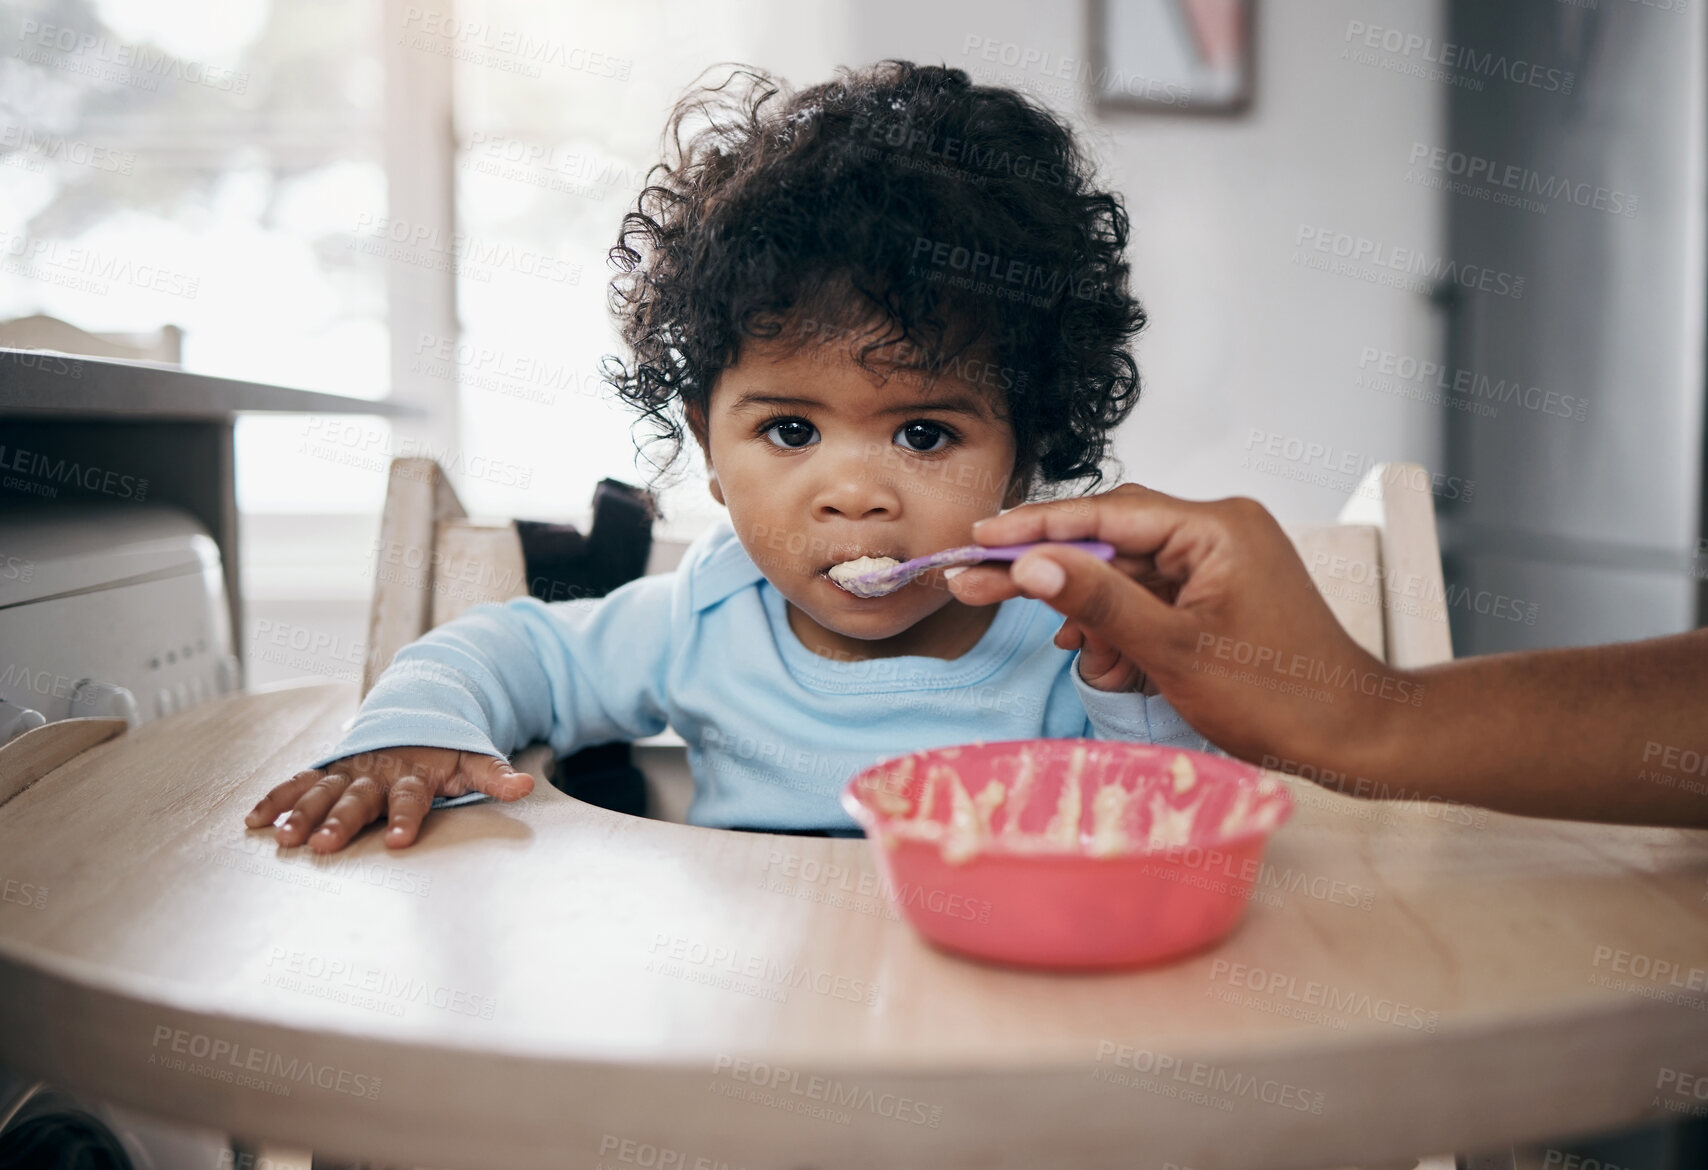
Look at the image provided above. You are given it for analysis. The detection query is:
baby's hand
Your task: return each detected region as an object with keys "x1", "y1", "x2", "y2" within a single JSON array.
[
  {"x1": 1058, "y1": 619, "x2": 1150, "y2": 693},
  {"x1": 244, "y1": 746, "x2": 535, "y2": 853}
]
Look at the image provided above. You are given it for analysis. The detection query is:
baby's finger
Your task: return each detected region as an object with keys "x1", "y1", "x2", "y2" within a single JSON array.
[
  {"x1": 274, "y1": 772, "x2": 352, "y2": 846},
  {"x1": 246, "y1": 769, "x2": 323, "y2": 828},
  {"x1": 1054, "y1": 619, "x2": 1086, "y2": 652},
  {"x1": 310, "y1": 773, "x2": 388, "y2": 853},
  {"x1": 472, "y1": 754, "x2": 535, "y2": 802},
  {"x1": 385, "y1": 774, "x2": 434, "y2": 848},
  {"x1": 1080, "y1": 627, "x2": 1122, "y2": 676}
]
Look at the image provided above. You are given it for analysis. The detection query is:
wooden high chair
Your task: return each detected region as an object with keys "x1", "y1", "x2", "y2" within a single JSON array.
[
  {"x1": 362, "y1": 457, "x2": 698, "y2": 820},
  {"x1": 10, "y1": 454, "x2": 1690, "y2": 1170},
  {"x1": 362, "y1": 456, "x2": 1454, "y2": 821},
  {"x1": 1299, "y1": 461, "x2": 1455, "y2": 671}
]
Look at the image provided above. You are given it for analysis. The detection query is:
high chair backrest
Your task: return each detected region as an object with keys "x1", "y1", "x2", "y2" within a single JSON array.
[
  {"x1": 1285, "y1": 461, "x2": 1455, "y2": 669},
  {"x1": 363, "y1": 458, "x2": 682, "y2": 697}
]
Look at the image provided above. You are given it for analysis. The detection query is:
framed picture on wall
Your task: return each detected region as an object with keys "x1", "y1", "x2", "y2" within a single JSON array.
[{"x1": 1091, "y1": 0, "x2": 1255, "y2": 114}]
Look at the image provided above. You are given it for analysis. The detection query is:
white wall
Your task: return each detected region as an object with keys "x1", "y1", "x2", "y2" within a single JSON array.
[{"x1": 844, "y1": 0, "x2": 1448, "y2": 526}]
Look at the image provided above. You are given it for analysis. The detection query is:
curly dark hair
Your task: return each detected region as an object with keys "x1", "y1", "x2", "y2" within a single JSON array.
[{"x1": 605, "y1": 59, "x2": 1146, "y2": 500}]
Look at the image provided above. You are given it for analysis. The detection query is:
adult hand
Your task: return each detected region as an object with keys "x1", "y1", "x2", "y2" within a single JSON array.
[
  {"x1": 947, "y1": 483, "x2": 1410, "y2": 769},
  {"x1": 950, "y1": 483, "x2": 1708, "y2": 828}
]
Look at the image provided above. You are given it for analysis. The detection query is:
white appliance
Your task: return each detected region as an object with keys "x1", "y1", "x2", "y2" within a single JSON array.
[
  {"x1": 0, "y1": 500, "x2": 240, "y2": 744},
  {"x1": 0, "y1": 500, "x2": 243, "y2": 1165}
]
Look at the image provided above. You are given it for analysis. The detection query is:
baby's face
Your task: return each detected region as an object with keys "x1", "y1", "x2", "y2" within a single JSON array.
[{"x1": 695, "y1": 335, "x2": 1019, "y2": 652}]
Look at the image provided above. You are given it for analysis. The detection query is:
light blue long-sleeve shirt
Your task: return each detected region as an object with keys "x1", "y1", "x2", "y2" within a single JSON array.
[{"x1": 309, "y1": 520, "x2": 1207, "y2": 831}]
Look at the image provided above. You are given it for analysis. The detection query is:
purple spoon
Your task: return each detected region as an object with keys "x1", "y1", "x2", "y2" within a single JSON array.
[{"x1": 827, "y1": 540, "x2": 1116, "y2": 598}]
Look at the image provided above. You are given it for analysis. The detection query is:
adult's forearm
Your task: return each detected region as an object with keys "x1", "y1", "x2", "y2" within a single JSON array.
[
  {"x1": 953, "y1": 485, "x2": 1708, "y2": 829},
  {"x1": 1339, "y1": 630, "x2": 1708, "y2": 828}
]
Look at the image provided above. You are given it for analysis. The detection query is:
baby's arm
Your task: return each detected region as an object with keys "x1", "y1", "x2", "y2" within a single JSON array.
[
  {"x1": 1071, "y1": 657, "x2": 1211, "y2": 753},
  {"x1": 247, "y1": 572, "x2": 676, "y2": 852}
]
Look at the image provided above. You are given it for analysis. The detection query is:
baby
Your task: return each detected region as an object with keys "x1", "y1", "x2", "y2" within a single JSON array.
[{"x1": 247, "y1": 60, "x2": 1208, "y2": 853}]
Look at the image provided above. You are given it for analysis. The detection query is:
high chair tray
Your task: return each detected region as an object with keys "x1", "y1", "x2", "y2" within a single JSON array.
[{"x1": 1, "y1": 681, "x2": 1704, "y2": 1169}]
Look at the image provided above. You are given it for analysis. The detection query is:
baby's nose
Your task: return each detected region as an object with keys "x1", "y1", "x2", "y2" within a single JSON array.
[{"x1": 812, "y1": 464, "x2": 900, "y2": 520}]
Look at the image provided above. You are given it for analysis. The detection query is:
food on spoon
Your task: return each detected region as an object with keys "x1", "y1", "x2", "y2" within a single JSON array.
[
  {"x1": 830, "y1": 540, "x2": 1119, "y2": 598},
  {"x1": 827, "y1": 556, "x2": 901, "y2": 594}
]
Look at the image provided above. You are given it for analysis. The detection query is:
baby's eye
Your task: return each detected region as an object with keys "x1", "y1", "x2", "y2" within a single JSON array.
[
  {"x1": 895, "y1": 420, "x2": 954, "y2": 453},
  {"x1": 762, "y1": 418, "x2": 819, "y2": 449}
]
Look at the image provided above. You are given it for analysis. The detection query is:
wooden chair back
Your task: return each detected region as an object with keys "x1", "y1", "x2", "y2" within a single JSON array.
[{"x1": 1286, "y1": 461, "x2": 1455, "y2": 669}]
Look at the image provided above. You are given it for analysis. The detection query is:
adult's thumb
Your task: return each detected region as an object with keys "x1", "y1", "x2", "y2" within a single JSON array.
[{"x1": 1011, "y1": 547, "x2": 1190, "y2": 666}]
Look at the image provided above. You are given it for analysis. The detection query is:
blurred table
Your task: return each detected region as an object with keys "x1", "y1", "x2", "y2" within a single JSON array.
[{"x1": 1, "y1": 681, "x2": 1706, "y2": 1170}]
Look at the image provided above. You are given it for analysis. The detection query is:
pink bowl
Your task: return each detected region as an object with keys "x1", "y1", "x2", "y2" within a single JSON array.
[{"x1": 841, "y1": 738, "x2": 1292, "y2": 970}]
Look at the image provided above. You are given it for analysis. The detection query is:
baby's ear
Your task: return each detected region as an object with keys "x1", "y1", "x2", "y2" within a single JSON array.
[
  {"x1": 683, "y1": 401, "x2": 724, "y2": 505},
  {"x1": 684, "y1": 399, "x2": 710, "y2": 449}
]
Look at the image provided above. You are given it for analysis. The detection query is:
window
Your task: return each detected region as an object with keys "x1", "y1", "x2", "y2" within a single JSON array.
[
  {"x1": 446, "y1": 0, "x2": 840, "y2": 537},
  {"x1": 2, "y1": 0, "x2": 841, "y2": 562},
  {"x1": 0, "y1": 0, "x2": 393, "y2": 513}
]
